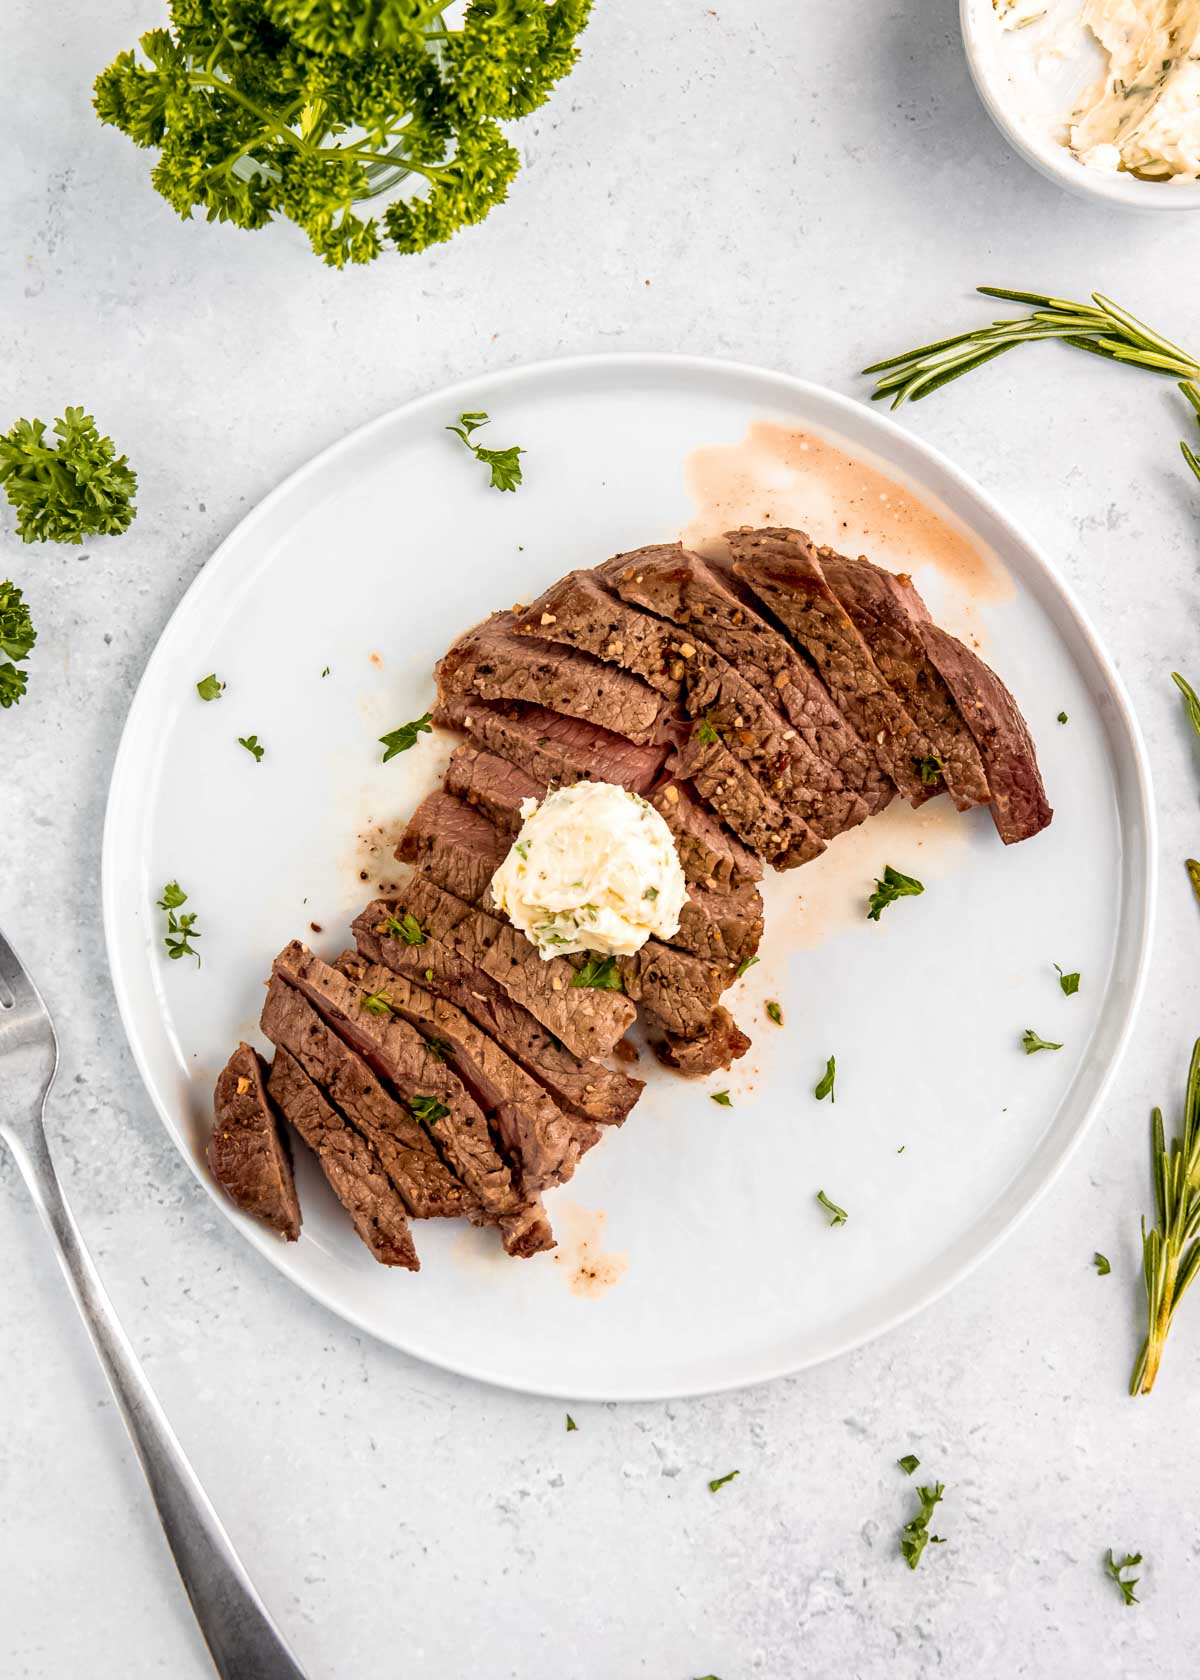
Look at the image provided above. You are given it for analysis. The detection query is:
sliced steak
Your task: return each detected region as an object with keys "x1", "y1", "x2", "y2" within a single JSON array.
[
  {"x1": 399, "y1": 789, "x2": 509, "y2": 906},
  {"x1": 817, "y1": 550, "x2": 990, "y2": 811},
  {"x1": 598, "y1": 544, "x2": 892, "y2": 816},
  {"x1": 260, "y1": 977, "x2": 475, "y2": 1222},
  {"x1": 267, "y1": 1049, "x2": 418, "y2": 1268},
  {"x1": 651, "y1": 779, "x2": 762, "y2": 890},
  {"x1": 675, "y1": 730, "x2": 825, "y2": 868},
  {"x1": 208, "y1": 1043, "x2": 301, "y2": 1241},
  {"x1": 652, "y1": 1006, "x2": 752, "y2": 1078},
  {"x1": 271, "y1": 942, "x2": 551, "y2": 1255},
  {"x1": 340, "y1": 949, "x2": 598, "y2": 1195},
  {"x1": 728, "y1": 527, "x2": 937, "y2": 804},
  {"x1": 515, "y1": 571, "x2": 867, "y2": 840},
  {"x1": 437, "y1": 611, "x2": 665, "y2": 745},
  {"x1": 917, "y1": 623, "x2": 1053, "y2": 844},
  {"x1": 354, "y1": 901, "x2": 643, "y2": 1128},
  {"x1": 445, "y1": 744, "x2": 539, "y2": 834},
  {"x1": 370, "y1": 875, "x2": 637, "y2": 1062},
  {"x1": 674, "y1": 880, "x2": 764, "y2": 973},
  {"x1": 605, "y1": 941, "x2": 725, "y2": 1039},
  {"x1": 434, "y1": 695, "x2": 669, "y2": 794}
]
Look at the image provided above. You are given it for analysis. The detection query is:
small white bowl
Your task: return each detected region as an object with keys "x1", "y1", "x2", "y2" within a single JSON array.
[{"x1": 960, "y1": 0, "x2": 1200, "y2": 212}]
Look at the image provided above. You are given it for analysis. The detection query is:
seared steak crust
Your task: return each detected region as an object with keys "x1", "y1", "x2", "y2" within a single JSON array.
[
  {"x1": 260, "y1": 977, "x2": 475, "y2": 1221},
  {"x1": 817, "y1": 550, "x2": 990, "y2": 811},
  {"x1": 434, "y1": 694, "x2": 669, "y2": 794},
  {"x1": 515, "y1": 570, "x2": 867, "y2": 840},
  {"x1": 341, "y1": 948, "x2": 597, "y2": 1196},
  {"x1": 653, "y1": 1006, "x2": 752, "y2": 1078},
  {"x1": 354, "y1": 900, "x2": 643, "y2": 1127},
  {"x1": 267, "y1": 1049, "x2": 418, "y2": 1268},
  {"x1": 729, "y1": 527, "x2": 937, "y2": 804},
  {"x1": 271, "y1": 941, "x2": 551, "y2": 1254},
  {"x1": 209, "y1": 1043, "x2": 301, "y2": 1241},
  {"x1": 918, "y1": 623, "x2": 1053, "y2": 844},
  {"x1": 437, "y1": 611, "x2": 665, "y2": 744},
  {"x1": 598, "y1": 545, "x2": 891, "y2": 816}
]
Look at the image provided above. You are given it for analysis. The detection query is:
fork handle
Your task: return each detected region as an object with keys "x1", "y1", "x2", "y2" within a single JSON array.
[{"x1": 7, "y1": 1119, "x2": 308, "y2": 1680}]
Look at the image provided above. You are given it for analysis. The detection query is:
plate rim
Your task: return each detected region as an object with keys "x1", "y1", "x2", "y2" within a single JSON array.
[{"x1": 101, "y1": 350, "x2": 1158, "y2": 1400}]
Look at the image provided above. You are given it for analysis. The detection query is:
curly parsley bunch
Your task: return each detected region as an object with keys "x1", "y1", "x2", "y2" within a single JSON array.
[
  {"x1": 0, "y1": 408, "x2": 138, "y2": 545},
  {"x1": 0, "y1": 581, "x2": 36, "y2": 709},
  {"x1": 94, "y1": 0, "x2": 593, "y2": 268}
]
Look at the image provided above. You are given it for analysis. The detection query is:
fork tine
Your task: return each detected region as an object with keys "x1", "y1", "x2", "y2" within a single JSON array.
[{"x1": 0, "y1": 924, "x2": 50, "y2": 1018}]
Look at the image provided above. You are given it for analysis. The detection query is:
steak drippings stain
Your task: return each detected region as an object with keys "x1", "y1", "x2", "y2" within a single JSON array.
[
  {"x1": 682, "y1": 420, "x2": 1014, "y2": 611},
  {"x1": 553, "y1": 1202, "x2": 629, "y2": 1298}
]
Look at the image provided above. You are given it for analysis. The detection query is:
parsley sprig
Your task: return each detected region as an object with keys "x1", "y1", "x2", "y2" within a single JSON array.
[
  {"x1": 380, "y1": 711, "x2": 432, "y2": 762},
  {"x1": 0, "y1": 580, "x2": 36, "y2": 709},
  {"x1": 0, "y1": 409, "x2": 137, "y2": 543},
  {"x1": 1105, "y1": 1549, "x2": 1142, "y2": 1606},
  {"x1": 572, "y1": 955, "x2": 624, "y2": 991},
  {"x1": 447, "y1": 412, "x2": 524, "y2": 492},
  {"x1": 900, "y1": 1482, "x2": 946, "y2": 1570},
  {"x1": 93, "y1": 3, "x2": 593, "y2": 269},
  {"x1": 864, "y1": 287, "x2": 1200, "y2": 494},
  {"x1": 158, "y1": 881, "x2": 201, "y2": 964}
]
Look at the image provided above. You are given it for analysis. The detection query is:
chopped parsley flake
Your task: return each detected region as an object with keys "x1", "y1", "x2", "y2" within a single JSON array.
[
  {"x1": 379, "y1": 710, "x2": 433, "y2": 762},
  {"x1": 817, "y1": 1189, "x2": 847, "y2": 1226},
  {"x1": 868, "y1": 865, "x2": 924, "y2": 921},
  {"x1": 710, "y1": 1090, "x2": 733, "y2": 1107},
  {"x1": 196, "y1": 673, "x2": 224, "y2": 701},
  {"x1": 238, "y1": 733, "x2": 264, "y2": 762},
  {"x1": 1055, "y1": 963, "x2": 1081, "y2": 996},
  {"x1": 1093, "y1": 1252, "x2": 1111, "y2": 1275},
  {"x1": 572, "y1": 955, "x2": 624, "y2": 991},
  {"x1": 898, "y1": 1455, "x2": 920, "y2": 1476},
  {"x1": 766, "y1": 1000, "x2": 783, "y2": 1026},
  {"x1": 814, "y1": 1055, "x2": 836, "y2": 1103},
  {"x1": 410, "y1": 1094, "x2": 450, "y2": 1123},
  {"x1": 901, "y1": 1482, "x2": 947, "y2": 1570},
  {"x1": 1022, "y1": 1029, "x2": 1063, "y2": 1054},
  {"x1": 735, "y1": 954, "x2": 760, "y2": 979},
  {"x1": 707, "y1": 1470, "x2": 739, "y2": 1494},
  {"x1": 1105, "y1": 1549, "x2": 1142, "y2": 1606}
]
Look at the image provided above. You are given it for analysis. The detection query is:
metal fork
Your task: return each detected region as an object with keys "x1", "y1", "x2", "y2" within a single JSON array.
[{"x1": 0, "y1": 927, "x2": 308, "y2": 1679}]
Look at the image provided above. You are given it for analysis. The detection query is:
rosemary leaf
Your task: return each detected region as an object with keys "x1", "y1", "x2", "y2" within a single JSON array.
[{"x1": 1130, "y1": 1040, "x2": 1200, "y2": 1395}]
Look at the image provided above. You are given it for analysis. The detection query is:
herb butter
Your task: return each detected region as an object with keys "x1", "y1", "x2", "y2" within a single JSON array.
[
  {"x1": 996, "y1": 0, "x2": 1200, "y2": 180},
  {"x1": 489, "y1": 781, "x2": 687, "y2": 960}
]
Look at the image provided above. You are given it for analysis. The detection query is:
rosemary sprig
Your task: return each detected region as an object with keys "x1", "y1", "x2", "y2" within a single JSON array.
[
  {"x1": 1130, "y1": 1038, "x2": 1200, "y2": 1395},
  {"x1": 864, "y1": 288, "x2": 1200, "y2": 491}
]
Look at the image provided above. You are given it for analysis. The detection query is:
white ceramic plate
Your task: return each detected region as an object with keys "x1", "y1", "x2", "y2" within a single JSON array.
[{"x1": 102, "y1": 354, "x2": 1155, "y2": 1400}]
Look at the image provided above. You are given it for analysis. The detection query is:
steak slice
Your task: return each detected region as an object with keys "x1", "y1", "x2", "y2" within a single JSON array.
[
  {"x1": 445, "y1": 744, "x2": 539, "y2": 834},
  {"x1": 434, "y1": 695, "x2": 669, "y2": 794},
  {"x1": 271, "y1": 942, "x2": 551, "y2": 1256},
  {"x1": 514, "y1": 571, "x2": 867, "y2": 840},
  {"x1": 817, "y1": 550, "x2": 990, "y2": 811},
  {"x1": 651, "y1": 779, "x2": 762, "y2": 890},
  {"x1": 674, "y1": 880, "x2": 764, "y2": 972},
  {"x1": 267, "y1": 1049, "x2": 418, "y2": 1268},
  {"x1": 729, "y1": 527, "x2": 937, "y2": 804},
  {"x1": 208, "y1": 1043, "x2": 301, "y2": 1240},
  {"x1": 605, "y1": 941, "x2": 725, "y2": 1039},
  {"x1": 399, "y1": 788, "x2": 509, "y2": 906},
  {"x1": 653, "y1": 1006, "x2": 752, "y2": 1078},
  {"x1": 437, "y1": 611, "x2": 665, "y2": 745},
  {"x1": 364, "y1": 875, "x2": 637, "y2": 1062},
  {"x1": 597, "y1": 544, "x2": 892, "y2": 816},
  {"x1": 341, "y1": 949, "x2": 598, "y2": 1195},
  {"x1": 260, "y1": 977, "x2": 475, "y2": 1222},
  {"x1": 354, "y1": 901, "x2": 643, "y2": 1128},
  {"x1": 675, "y1": 731, "x2": 825, "y2": 868},
  {"x1": 917, "y1": 623, "x2": 1053, "y2": 844}
]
